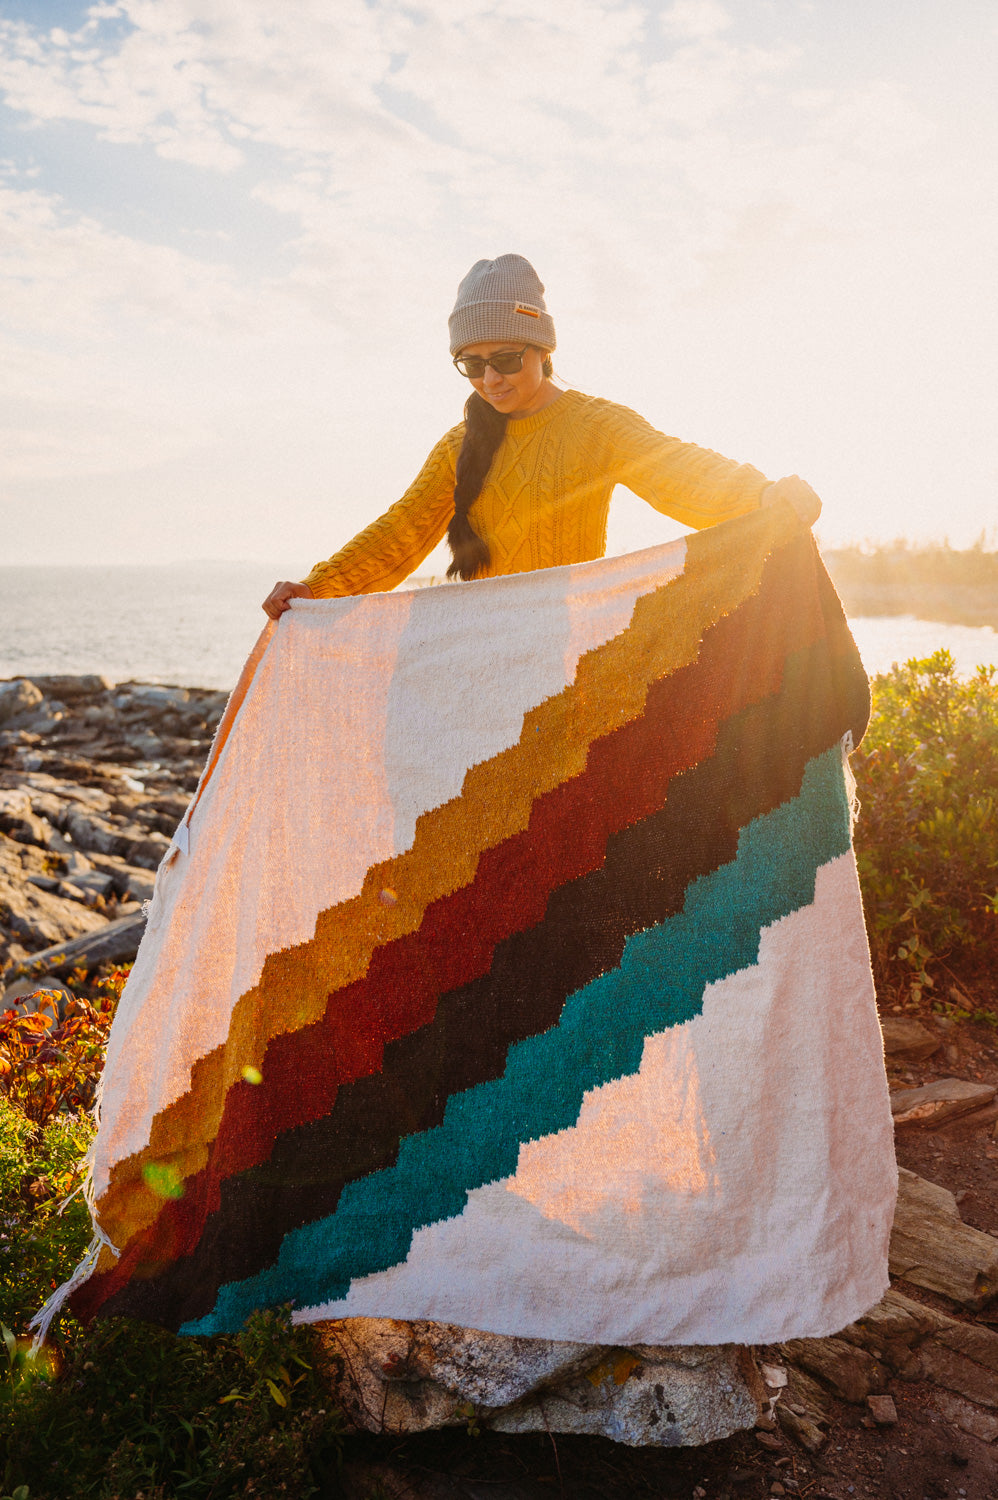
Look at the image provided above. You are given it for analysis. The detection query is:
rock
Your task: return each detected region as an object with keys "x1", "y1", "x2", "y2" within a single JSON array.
[
  {"x1": 1, "y1": 808, "x2": 55, "y2": 847},
  {"x1": 58, "y1": 807, "x2": 170, "y2": 870},
  {"x1": 776, "y1": 1403, "x2": 826, "y2": 1452},
  {"x1": 0, "y1": 832, "x2": 49, "y2": 884},
  {"x1": 890, "y1": 1078, "x2": 996, "y2": 1126},
  {"x1": 866, "y1": 1393, "x2": 897, "y2": 1425},
  {"x1": 880, "y1": 1016, "x2": 940, "y2": 1061},
  {"x1": 51, "y1": 844, "x2": 93, "y2": 878},
  {"x1": 779, "y1": 1337, "x2": 885, "y2": 1404},
  {"x1": 843, "y1": 1285, "x2": 947, "y2": 1346},
  {"x1": 1, "y1": 975, "x2": 74, "y2": 1014},
  {"x1": 783, "y1": 1363, "x2": 836, "y2": 1421},
  {"x1": 314, "y1": 1319, "x2": 759, "y2": 1446},
  {"x1": 933, "y1": 1320, "x2": 998, "y2": 1379},
  {"x1": 5, "y1": 910, "x2": 146, "y2": 979},
  {"x1": 29, "y1": 674, "x2": 113, "y2": 700},
  {"x1": 0, "y1": 679, "x2": 42, "y2": 725},
  {"x1": 83, "y1": 853, "x2": 156, "y2": 902},
  {"x1": 0, "y1": 878, "x2": 109, "y2": 950},
  {"x1": 839, "y1": 1286, "x2": 946, "y2": 1378},
  {"x1": 842, "y1": 1282, "x2": 998, "y2": 1413},
  {"x1": 919, "y1": 1336, "x2": 998, "y2": 1410},
  {"x1": 18, "y1": 701, "x2": 67, "y2": 735},
  {"x1": 890, "y1": 1168, "x2": 998, "y2": 1308},
  {"x1": 0, "y1": 788, "x2": 56, "y2": 848},
  {"x1": 933, "y1": 1390, "x2": 998, "y2": 1442},
  {"x1": 115, "y1": 828, "x2": 171, "y2": 870},
  {"x1": 0, "y1": 789, "x2": 31, "y2": 821},
  {"x1": 493, "y1": 1345, "x2": 759, "y2": 1446},
  {"x1": 60, "y1": 807, "x2": 119, "y2": 856},
  {"x1": 118, "y1": 685, "x2": 190, "y2": 710},
  {"x1": 57, "y1": 869, "x2": 116, "y2": 901}
]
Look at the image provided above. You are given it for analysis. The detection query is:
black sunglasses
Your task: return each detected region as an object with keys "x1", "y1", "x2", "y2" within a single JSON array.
[{"x1": 453, "y1": 346, "x2": 533, "y2": 379}]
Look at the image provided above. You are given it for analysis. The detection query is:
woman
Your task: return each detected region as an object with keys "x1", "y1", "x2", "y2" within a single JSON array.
[
  {"x1": 263, "y1": 253, "x2": 820, "y2": 617},
  {"x1": 55, "y1": 258, "x2": 893, "y2": 1445}
]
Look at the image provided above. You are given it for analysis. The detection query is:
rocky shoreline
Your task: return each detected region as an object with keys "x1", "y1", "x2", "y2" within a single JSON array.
[{"x1": 0, "y1": 673, "x2": 227, "y2": 991}]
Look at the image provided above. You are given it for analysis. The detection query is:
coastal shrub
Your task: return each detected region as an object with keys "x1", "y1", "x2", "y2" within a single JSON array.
[
  {"x1": 0, "y1": 1095, "x2": 94, "y2": 1335},
  {"x1": 0, "y1": 965, "x2": 126, "y2": 1130},
  {"x1": 0, "y1": 967, "x2": 129, "y2": 1340},
  {"x1": 853, "y1": 649, "x2": 998, "y2": 1008},
  {"x1": 1, "y1": 1307, "x2": 343, "y2": 1500},
  {"x1": 0, "y1": 993, "x2": 113, "y2": 1128}
]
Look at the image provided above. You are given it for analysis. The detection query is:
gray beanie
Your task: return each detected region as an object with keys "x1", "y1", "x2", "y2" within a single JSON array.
[{"x1": 448, "y1": 253, "x2": 556, "y2": 355}]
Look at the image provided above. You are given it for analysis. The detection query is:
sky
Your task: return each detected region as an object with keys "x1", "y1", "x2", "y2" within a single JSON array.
[{"x1": 1, "y1": 0, "x2": 996, "y2": 573}]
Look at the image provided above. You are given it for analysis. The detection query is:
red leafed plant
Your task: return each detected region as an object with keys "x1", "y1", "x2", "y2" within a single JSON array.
[{"x1": 0, "y1": 971, "x2": 126, "y2": 1129}]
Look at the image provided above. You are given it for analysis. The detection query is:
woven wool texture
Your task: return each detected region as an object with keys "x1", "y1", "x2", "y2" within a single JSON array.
[{"x1": 71, "y1": 504, "x2": 896, "y2": 1342}]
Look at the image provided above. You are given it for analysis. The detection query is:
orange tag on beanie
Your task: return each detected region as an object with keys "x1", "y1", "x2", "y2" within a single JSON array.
[{"x1": 514, "y1": 302, "x2": 541, "y2": 318}]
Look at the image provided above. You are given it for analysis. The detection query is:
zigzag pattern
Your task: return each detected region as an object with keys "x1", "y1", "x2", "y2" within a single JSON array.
[{"x1": 72, "y1": 508, "x2": 886, "y2": 1342}]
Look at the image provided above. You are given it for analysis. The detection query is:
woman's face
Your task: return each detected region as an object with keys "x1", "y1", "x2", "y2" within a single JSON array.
[{"x1": 458, "y1": 341, "x2": 555, "y2": 417}]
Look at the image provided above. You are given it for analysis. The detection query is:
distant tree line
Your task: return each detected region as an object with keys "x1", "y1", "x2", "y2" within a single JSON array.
[{"x1": 823, "y1": 534, "x2": 998, "y2": 629}]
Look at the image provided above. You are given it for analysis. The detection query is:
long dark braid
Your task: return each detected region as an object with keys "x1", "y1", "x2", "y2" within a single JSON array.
[
  {"x1": 446, "y1": 392, "x2": 507, "y2": 580},
  {"x1": 446, "y1": 352, "x2": 554, "y2": 581}
]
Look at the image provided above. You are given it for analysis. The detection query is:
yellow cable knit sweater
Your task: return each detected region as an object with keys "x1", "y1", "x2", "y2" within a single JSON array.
[{"x1": 303, "y1": 389, "x2": 770, "y2": 597}]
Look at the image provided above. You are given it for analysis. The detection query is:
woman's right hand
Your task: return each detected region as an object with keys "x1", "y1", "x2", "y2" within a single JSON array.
[{"x1": 262, "y1": 581, "x2": 314, "y2": 619}]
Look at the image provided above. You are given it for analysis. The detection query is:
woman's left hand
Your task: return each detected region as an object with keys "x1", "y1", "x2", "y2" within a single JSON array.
[{"x1": 762, "y1": 475, "x2": 821, "y2": 527}]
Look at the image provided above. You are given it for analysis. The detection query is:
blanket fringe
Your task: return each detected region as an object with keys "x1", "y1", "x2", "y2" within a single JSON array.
[
  {"x1": 841, "y1": 731, "x2": 860, "y2": 829},
  {"x1": 29, "y1": 1224, "x2": 119, "y2": 1353}
]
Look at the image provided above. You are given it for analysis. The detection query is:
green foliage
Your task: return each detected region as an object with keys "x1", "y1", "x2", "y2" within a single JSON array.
[
  {"x1": 0, "y1": 961, "x2": 345, "y2": 1498},
  {"x1": 0, "y1": 1096, "x2": 94, "y2": 1335},
  {"x1": 1, "y1": 1307, "x2": 343, "y2": 1499},
  {"x1": 853, "y1": 649, "x2": 998, "y2": 1006}
]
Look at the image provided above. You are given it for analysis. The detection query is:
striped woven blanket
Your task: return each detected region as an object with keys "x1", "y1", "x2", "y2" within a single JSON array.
[{"x1": 66, "y1": 503, "x2": 896, "y2": 1345}]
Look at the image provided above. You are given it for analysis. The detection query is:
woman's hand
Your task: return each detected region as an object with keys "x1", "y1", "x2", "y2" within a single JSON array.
[
  {"x1": 762, "y1": 475, "x2": 822, "y2": 527},
  {"x1": 262, "y1": 581, "x2": 314, "y2": 619}
]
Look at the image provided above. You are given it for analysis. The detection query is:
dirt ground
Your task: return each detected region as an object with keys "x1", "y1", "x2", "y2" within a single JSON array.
[
  {"x1": 331, "y1": 1382, "x2": 997, "y2": 1500},
  {"x1": 330, "y1": 995, "x2": 998, "y2": 1500}
]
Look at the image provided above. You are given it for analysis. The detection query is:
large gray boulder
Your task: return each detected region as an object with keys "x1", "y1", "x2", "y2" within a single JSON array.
[{"x1": 314, "y1": 1319, "x2": 760, "y2": 1446}]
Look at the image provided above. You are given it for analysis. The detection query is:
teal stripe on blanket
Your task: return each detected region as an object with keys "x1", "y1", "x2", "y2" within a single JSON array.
[{"x1": 182, "y1": 745, "x2": 852, "y2": 1334}]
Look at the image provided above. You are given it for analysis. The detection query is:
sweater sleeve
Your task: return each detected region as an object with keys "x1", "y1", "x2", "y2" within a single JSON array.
[
  {"x1": 301, "y1": 426, "x2": 463, "y2": 597},
  {"x1": 598, "y1": 400, "x2": 770, "y2": 530}
]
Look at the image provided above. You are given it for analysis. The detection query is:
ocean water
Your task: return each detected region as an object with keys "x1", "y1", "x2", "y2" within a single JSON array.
[{"x1": 0, "y1": 562, "x2": 995, "y2": 692}]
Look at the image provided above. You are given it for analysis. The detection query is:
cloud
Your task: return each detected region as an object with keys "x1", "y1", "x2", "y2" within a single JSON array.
[
  {"x1": 0, "y1": 0, "x2": 994, "y2": 555},
  {"x1": 661, "y1": 0, "x2": 731, "y2": 42},
  {"x1": 0, "y1": 179, "x2": 257, "y2": 336}
]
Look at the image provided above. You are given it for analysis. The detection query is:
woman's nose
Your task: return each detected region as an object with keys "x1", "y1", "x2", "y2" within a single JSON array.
[{"x1": 483, "y1": 363, "x2": 504, "y2": 386}]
